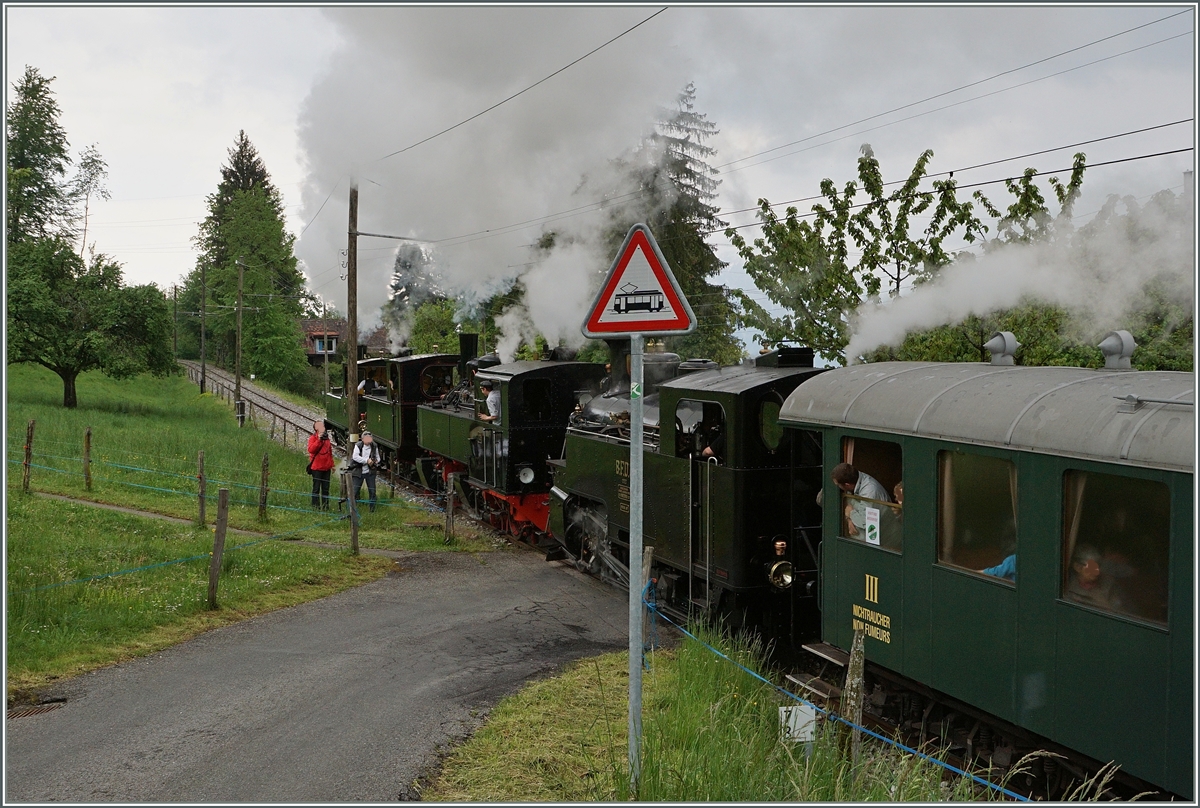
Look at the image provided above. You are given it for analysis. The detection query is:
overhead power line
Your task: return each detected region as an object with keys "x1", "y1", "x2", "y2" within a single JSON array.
[
  {"x1": 718, "y1": 8, "x2": 1193, "y2": 170},
  {"x1": 391, "y1": 120, "x2": 1195, "y2": 249},
  {"x1": 724, "y1": 30, "x2": 1193, "y2": 176},
  {"x1": 297, "y1": 9, "x2": 666, "y2": 238},
  {"x1": 715, "y1": 147, "x2": 1194, "y2": 237},
  {"x1": 372, "y1": 8, "x2": 667, "y2": 164},
  {"x1": 720, "y1": 118, "x2": 1193, "y2": 219}
]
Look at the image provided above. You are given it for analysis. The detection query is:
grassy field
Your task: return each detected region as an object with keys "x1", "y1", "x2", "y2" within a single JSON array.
[
  {"x1": 6, "y1": 493, "x2": 393, "y2": 700},
  {"x1": 425, "y1": 630, "x2": 1027, "y2": 802},
  {"x1": 5, "y1": 364, "x2": 495, "y2": 552},
  {"x1": 5, "y1": 364, "x2": 498, "y2": 699}
]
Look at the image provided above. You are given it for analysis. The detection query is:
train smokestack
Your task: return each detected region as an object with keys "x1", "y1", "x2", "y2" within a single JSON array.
[{"x1": 458, "y1": 333, "x2": 479, "y2": 380}]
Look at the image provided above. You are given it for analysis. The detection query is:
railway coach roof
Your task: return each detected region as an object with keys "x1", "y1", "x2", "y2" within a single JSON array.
[
  {"x1": 779, "y1": 362, "x2": 1194, "y2": 472},
  {"x1": 477, "y1": 360, "x2": 601, "y2": 379},
  {"x1": 659, "y1": 364, "x2": 820, "y2": 395}
]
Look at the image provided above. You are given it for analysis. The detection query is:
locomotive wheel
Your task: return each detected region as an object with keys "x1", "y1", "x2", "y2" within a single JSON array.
[{"x1": 563, "y1": 523, "x2": 601, "y2": 575}]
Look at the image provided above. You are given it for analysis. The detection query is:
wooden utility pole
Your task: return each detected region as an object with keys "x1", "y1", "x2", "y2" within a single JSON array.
[
  {"x1": 322, "y1": 302, "x2": 329, "y2": 396},
  {"x1": 235, "y1": 257, "x2": 244, "y2": 426},
  {"x1": 83, "y1": 426, "x2": 93, "y2": 491},
  {"x1": 207, "y1": 488, "x2": 230, "y2": 609},
  {"x1": 199, "y1": 263, "x2": 207, "y2": 393},
  {"x1": 172, "y1": 285, "x2": 178, "y2": 358},
  {"x1": 347, "y1": 182, "x2": 359, "y2": 443}
]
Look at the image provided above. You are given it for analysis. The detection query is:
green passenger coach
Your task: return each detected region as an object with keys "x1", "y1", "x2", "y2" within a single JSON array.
[{"x1": 778, "y1": 360, "x2": 1193, "y2": 798}]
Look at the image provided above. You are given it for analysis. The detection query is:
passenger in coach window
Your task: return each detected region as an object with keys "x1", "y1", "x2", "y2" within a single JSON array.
[
  {"x1": 831, "y1": 462, "x2": 891, "y2": 537},
  {"x1": 1065, "y1": 544, "x2": 1121, "y2": 611}
]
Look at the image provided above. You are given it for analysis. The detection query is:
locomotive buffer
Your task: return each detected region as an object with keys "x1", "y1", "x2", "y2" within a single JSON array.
[{"x1": 582, "y1": 224, "x2": 695, "y2": 788}]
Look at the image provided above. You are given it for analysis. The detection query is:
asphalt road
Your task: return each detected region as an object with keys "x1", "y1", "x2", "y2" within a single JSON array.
[{"x1": 5, "y1": 548, "x2": 629, "y2": 802}]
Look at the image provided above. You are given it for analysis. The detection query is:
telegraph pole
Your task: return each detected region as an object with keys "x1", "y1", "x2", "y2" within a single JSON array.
[
  {"x1": 200, "y1": 263, "x2": 207, "y2": 394},
  {"x1": 322, "y1": 301, "x2": 329, "y2": 396},
  {"x1": 172, "y1": 284, "x2": 178, "y2": 358},
  {"x1": 347, "y1": 182, "x2": 359, "y2": 443},
  {"x1": 235, "y1": 257, "x2": 245, "y2": 426}
]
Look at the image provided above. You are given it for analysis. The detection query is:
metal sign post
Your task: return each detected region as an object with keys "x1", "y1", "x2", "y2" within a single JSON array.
[
  {"x1": 627, "y1": 332, "x2": 644, "y2": 789},
  {"x1": 581, "y1": 224, "x2": 695, "y2": 794}
]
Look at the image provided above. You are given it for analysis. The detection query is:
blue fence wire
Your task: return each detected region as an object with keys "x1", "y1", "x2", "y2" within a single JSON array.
[
  {"x1": 14, "y1": 516, "x2": 347, "y2": 595},
  {"x1": 11, "y1": 455, "x2": 423, "y2": 513},
  {"x1": 641, "y1": 587, "x2": 1030, "y2": 802}
]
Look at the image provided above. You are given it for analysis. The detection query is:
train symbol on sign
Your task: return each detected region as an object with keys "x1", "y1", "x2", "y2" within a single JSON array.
[{"x1": 612, "y1": 283, "x2": 665, "y2": 314}]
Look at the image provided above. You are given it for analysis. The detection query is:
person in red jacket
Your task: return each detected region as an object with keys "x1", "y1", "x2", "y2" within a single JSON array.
[{"x1": 308, "y1": 420, "x2": 335, "y2": 510}]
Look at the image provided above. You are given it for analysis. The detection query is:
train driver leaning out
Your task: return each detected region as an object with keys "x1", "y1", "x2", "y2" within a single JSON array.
[
  {"x1": 478, "y1": 379, "x2": 501, "y2": 425},
  {"x1": 831, "y1": 462, "x2": 891, "y2": 538}
]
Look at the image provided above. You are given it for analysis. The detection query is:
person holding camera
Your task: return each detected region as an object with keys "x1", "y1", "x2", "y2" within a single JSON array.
[
  {"x1": 307, "y1": 420, "x2": 335, "y2": 510},
  {"x1": 351, "y1": 430, "x2": 382, "y2": 513}
]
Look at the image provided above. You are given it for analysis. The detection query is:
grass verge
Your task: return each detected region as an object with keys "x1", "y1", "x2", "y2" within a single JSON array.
[
  {"x1": 425, "y1": 629, "x2": 1027, "y2": 802},
  {"x1": 6, "y1": 493, "x2": 394, "y2": 701}
]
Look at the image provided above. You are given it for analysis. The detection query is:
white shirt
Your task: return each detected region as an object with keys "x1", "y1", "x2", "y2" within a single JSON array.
[
  {"x1": 485, "y1": 389, "x2": 501, "y2": 425},
  {"x1": 352, "y1": 441, "x2": 379, "y2": 470},
  {"x1": 848, "y1": 471, "x2": 891, "y2": 530}
]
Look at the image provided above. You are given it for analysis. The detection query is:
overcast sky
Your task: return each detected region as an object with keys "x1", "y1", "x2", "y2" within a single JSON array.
[{"x1": 5, "y1": 4, "x2": 1195, "y2": 355}]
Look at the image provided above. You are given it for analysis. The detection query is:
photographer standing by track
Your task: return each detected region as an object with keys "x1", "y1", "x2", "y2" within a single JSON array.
[
  {"x1": 307, "y1": 420, "x2": 335, "y2": 511},
  {"x1": 350, "y1": 431, "x2": 381, "y2": 513}
]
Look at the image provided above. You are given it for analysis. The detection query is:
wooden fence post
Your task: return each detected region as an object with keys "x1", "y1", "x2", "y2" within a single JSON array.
[
  {"x1": 344, "y1": 470, "x2": 359, "y2": 555},
  {"x1": 642, "y1": 545, "x2": 656, "y2": 651},
  {"x1": 83, "y1": 426, "x2": 93, "y2": 491},
  {"x1": 258, "y1": 452, "x2": 269, "y2": 521},
  {"x1": 197, "y1": 450, "x2": 207, "y2": 526},
  {"x1": 841, "y1": 627, "x2": 866, "y2": 766},
  {"x1": 444, "y1": 473, "x2": 455, "y2": 544},
  {"x1": 207, "y1": 488, "x2": 230, "y2": 609},
  {"x1": 270, "y1": 413, "x2": 276, "y2": 440},
  {"x1": 22, "y1": 419, "x2": 35, "y2": 494}
]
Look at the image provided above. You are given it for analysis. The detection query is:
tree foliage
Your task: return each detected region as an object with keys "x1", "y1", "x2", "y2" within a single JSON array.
[
  {"x1": 614, "y1": 84, "x2": 743, "y2": 364},
  {"x1": 729, "y1": 145, "x2": 986, "y2": 364},
  {"x1": 6, "y1": 65, "x2": 173, "y2": 407},
  {"x1": 6, "y1": 66, "x2": 75, "y2": 246},
  {"x1": 178, "y1": 133, "x2": 309, "y2": 387},
  {"x1": 7, "y1": 238, "x2": 174, "y2": 407}
]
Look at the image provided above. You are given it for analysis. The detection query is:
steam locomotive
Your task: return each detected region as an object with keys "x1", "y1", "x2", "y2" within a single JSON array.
[{"x1": 323, "y1": 332, "x2": 1192, "y2": 800}]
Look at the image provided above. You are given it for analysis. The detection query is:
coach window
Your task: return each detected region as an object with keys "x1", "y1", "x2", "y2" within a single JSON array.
[
  {"x1": 839, "y1": 437, "x2": 902, "y2": 550},
  {"x1": 759, "y1": 393, "x2": 785, "y2": 452},
  {"x1": 937, "y1": 451, "x2": 1017, "y2": 583},
  {"x1": 1061, "y1": 470, "x2": 1169, "y2": 625}
]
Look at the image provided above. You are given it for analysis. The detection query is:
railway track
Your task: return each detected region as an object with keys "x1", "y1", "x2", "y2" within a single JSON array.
[{"x1": 178, "y1": 361, "x2": 326, "y2": 451}]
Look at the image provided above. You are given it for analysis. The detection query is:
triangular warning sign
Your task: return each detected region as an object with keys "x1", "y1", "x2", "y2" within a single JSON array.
[{"x1": 582, "y1": 224, "x2": 696, "y2": 338}]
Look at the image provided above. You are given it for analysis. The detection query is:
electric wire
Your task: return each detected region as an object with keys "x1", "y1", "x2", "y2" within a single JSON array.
[
  {"x1": 718, "y1": 8, "x2": 1192, "y2": 170},
  {"x1": 370, "y1": 8, "x2": 667, "y2": 164}
]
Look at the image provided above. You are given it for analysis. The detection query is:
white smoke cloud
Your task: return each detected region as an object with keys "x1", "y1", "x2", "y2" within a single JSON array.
[
  {"x1": 845, "y1": 193, "x2": 1195, "y2": 360},
  {"x1": 294, "y1": 7, "x2": 690, "y2": 357}
]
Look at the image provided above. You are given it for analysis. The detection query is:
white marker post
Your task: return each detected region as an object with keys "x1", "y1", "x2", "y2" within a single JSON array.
[{"x1": 582, "y1": 224, "x2": 695, "y2": 793}]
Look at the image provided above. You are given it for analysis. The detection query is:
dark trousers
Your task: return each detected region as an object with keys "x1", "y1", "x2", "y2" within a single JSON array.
[
  {"x1": 311, "y1": 469, "x2": 331, "y2": 510},
  {"x1": 351, "y1": 471, "x2": 377, "y2": 513}
]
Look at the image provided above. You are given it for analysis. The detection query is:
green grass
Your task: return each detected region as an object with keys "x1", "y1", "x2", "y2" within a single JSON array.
[
  {"x1": 6, "y1": 493, "x2": 394, "y2": 699},
  {"x1": 6, "y1": 364, "x2": 495, "y2": 553},
  {"x1": 5, "y1": 364, "x2": 500, "y2": 698},
  {"x1": 425, "y1": 630, "x2": 1033, "y2": 802}
]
